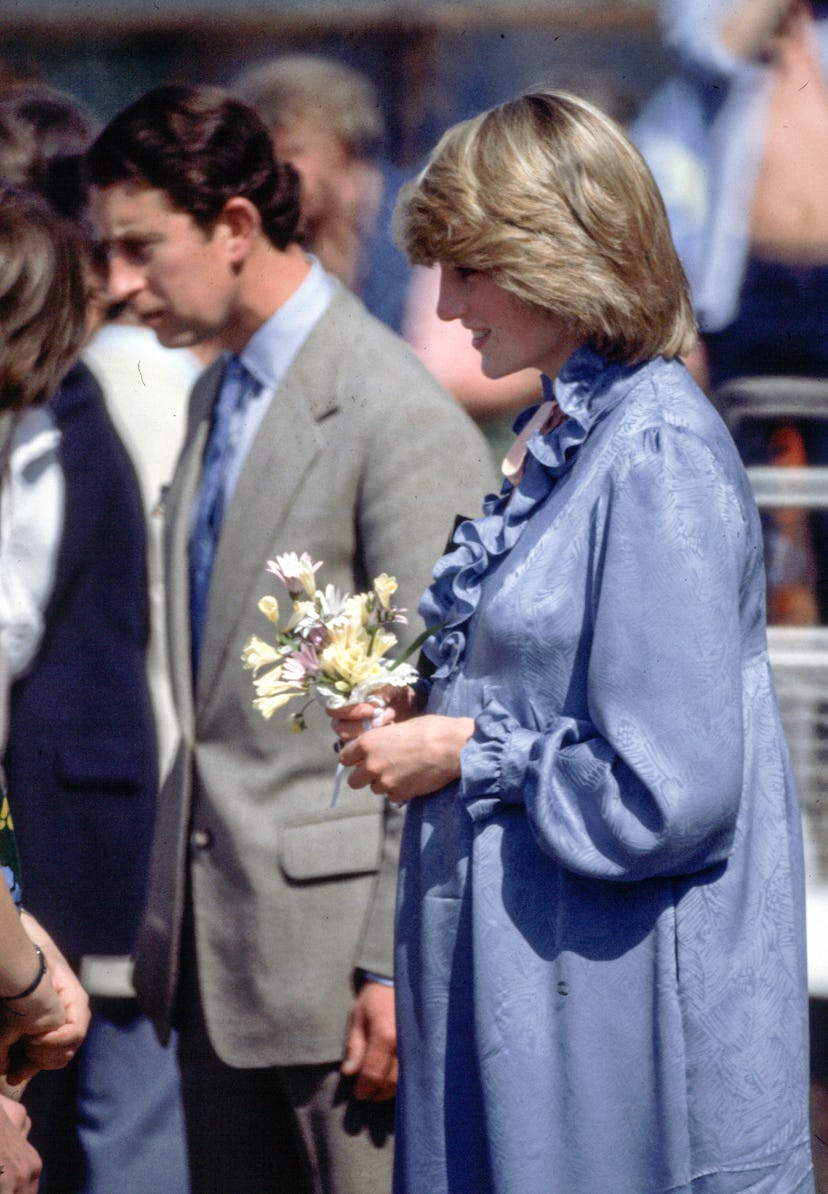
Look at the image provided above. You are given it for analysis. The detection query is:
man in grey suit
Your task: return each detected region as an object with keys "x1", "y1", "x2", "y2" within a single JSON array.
[{"x1": 88, "y1": 86, "x2": 494, "y2": 1194}]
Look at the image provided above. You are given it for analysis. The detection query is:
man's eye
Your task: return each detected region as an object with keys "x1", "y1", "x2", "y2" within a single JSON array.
[{"x1": 120, "y1": 242, "x2": 153, "y2": 265}]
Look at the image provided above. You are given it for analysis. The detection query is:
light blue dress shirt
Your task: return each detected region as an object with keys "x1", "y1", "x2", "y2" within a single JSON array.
[{"x1": 218, "y1": 255, "x2": 336, "y2": 509}]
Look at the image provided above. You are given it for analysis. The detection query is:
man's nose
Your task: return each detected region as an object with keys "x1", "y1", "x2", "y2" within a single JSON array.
[{"x1": 106, "y1": 255, "x2": 144, "y2": 304}]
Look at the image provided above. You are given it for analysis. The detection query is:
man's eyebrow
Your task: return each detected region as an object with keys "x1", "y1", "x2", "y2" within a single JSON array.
[
  {"x1": 106, "y1": 230, "x2": 165, "y2": 252},
  {"x1": 118, "y1": 230, "x2": 164, "y2": 242}
]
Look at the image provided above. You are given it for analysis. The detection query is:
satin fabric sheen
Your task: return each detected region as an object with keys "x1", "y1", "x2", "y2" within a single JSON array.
[{"x1": 394, "y1": 347, "x2": 813, "y2": 1194}]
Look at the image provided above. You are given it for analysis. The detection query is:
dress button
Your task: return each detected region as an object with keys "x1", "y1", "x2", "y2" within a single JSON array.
[{"x1": 190, "y1": 827, "x2": 213, "y2": 850}]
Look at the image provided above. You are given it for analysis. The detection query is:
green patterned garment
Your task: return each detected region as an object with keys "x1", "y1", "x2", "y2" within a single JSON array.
[{"x1": 0, "y1": 787, "x2": 22, "y2": 909}]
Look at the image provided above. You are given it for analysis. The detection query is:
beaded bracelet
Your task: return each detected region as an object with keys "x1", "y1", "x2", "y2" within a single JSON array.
[{"x1": 0, "y1": 944, "x2": 47, "y2": 1015}]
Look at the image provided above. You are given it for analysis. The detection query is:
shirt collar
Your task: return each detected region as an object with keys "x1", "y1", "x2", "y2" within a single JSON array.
[{"x1": 237, "y1": 255, "x2": 336, "y2": 392}]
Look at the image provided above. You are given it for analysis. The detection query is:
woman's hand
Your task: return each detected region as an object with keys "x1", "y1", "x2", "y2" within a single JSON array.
[
  {"x1": 338, "y1": 715, "x2": 475, "y2": 803},
  {"x1": 326, "y1": 683, "x2": 421, "y2": 743},
  {"x1": 0, "y1": 957, "x2": 65, "y2": 1087},
  {"x1": 1, "y1": 916, "x2": 90, "y2": 1088},
  {"x1": 0, "y1": 1095, "x2": 40, "y2": 1193}
]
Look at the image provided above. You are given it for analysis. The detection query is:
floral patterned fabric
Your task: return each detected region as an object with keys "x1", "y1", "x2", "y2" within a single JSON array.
[
  {"x1": 0, "y1": 785, "x2": 22, "y2": 910},
  {"x1": 395, "y1": 346, "x2": 813, "y2": 1193}
]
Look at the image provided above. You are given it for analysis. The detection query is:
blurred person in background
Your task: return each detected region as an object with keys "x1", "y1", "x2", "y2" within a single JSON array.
[
  {"x1": 83, "y1": 318, "x2": 201, "y2": 785},
  {"x1": 634, "y1": 3, "x2": 828, "y2": 629},
  {"x1": 634, "y1": 0, "x2": 828, "y2": 392},
  {"x1": 232, "y1": 52, "x2": 412, "y2": 335},
  {"x1": 0, "y1": 182, "x2": 92, "y2": 1194},
  {"x1": 232, "y1": 53, "x2": 541, "y2": 446},
  {"x1": 636, "y1": 21, "x2": 828, "y2": 1167},
  {"x1": 0, "y1": 82, "x2": 191, "y2": 1194}
]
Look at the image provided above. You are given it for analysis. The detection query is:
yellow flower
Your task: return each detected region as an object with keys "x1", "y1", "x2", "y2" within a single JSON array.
[
  {"x1": 250, "y1": 666, "x2": 306, "y2": 719},
  {"x1": 257, "y1": 595, "x2": 280, "y2": 626},
  {"x1": 319, "y1": 616, "x2": 388, "y2": 688},
  {"x1": 339, "y1": 594, "x2": 368, "y2": 626},
  {"x1": 253, "y1": 688, "x2": 304, "y2": 719},
  {"x1": 247, "y1": 556, "x2": 408, "y2": 725},
  {"x1": 369, "y1": 626, "x2": 398, "y2": 659},
  {"x1": 241, "y1": 634, "x2": 283, "y2": 673},
  {"x1": 286, "y1": 598, "x2": 318, "y2": 634},
  {"x1": 373, "y1": 573, "x2": 398, "y2": 610},
  {"x1": 357, "y1": 592, "x2": 374, "y2": 626}
]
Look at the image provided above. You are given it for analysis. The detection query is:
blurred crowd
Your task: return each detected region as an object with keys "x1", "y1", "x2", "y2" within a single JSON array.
[{"x1": 0, "y1": 1, "x2": 826, "y2": 1189}]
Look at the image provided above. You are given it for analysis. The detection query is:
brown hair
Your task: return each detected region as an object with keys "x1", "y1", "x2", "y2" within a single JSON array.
[{"x1": 0, "y1": 187, "x2": 87, "y2": 410}]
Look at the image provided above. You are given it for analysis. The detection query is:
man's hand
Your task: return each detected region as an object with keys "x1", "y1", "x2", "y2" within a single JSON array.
[
  {"x1": 0, "y1": 1097, "x2": 40, "y2": 1193},
  {"x1": 340, "y1": 981, "x2": 397, "y2": 1102}
]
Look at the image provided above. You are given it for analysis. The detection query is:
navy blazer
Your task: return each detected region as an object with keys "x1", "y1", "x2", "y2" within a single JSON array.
[{"x1": 5, "y1": 360, "x2": 158, "y2": 958}]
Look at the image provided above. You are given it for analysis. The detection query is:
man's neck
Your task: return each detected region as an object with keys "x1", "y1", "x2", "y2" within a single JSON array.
[{"x1": 222, "y1": 241, "x2": 312, "y2": 353}]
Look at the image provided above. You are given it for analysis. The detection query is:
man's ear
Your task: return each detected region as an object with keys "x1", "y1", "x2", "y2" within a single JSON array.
[{"x1": 217, "y1": 197, "x2": 261, "y2": 266}]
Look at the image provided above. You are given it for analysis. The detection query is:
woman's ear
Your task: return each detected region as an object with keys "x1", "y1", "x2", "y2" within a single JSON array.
[{"x1": 216, "y1": 196, "x2": 261, "y2": 266}]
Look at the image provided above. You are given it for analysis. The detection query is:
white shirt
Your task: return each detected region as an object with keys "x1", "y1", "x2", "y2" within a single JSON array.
[{"x1": 0, "y1": 408, "x2": 64, "y2": 680}]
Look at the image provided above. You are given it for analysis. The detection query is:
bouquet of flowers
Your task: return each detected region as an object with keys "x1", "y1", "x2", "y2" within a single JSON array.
[{"x1": 241, "y1": 551, "x2": 421, "y2": 733}]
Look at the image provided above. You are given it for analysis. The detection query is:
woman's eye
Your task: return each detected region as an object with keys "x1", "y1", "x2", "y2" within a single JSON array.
[{"x1": 455, "y1": 267, "x2": 478, "y2": 280}]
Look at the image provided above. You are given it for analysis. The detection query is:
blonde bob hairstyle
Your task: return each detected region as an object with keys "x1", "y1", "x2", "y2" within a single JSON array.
[
  {"x1": 0, "y1": 186, "x2": 87, "y2": 411},
  {"x1": 394, "y1": 88, "x2": 697, "y2": 365}
]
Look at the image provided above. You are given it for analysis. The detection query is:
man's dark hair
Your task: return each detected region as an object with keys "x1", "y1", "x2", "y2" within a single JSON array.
[{"x1": 87, "y1": 84, "x2": 302, "y2": 249}]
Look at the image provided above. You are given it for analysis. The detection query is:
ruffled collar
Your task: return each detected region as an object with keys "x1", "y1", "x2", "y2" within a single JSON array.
[{"x1": 419, "y1": 344, "x2": 643, "y2": 679}]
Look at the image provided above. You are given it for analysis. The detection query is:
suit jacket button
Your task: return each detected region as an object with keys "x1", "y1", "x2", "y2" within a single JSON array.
[{"x1": 190, "y1": 827, "x2": 213, "y2": 851}]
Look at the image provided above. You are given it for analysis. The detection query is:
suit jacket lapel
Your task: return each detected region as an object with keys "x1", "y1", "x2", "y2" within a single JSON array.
[
  {"x1": 165, "y1": 361, "x2": 220, "y2": 739},
  {"x1": 194, "y1": 307, "x2": 344, "y2": 707}
]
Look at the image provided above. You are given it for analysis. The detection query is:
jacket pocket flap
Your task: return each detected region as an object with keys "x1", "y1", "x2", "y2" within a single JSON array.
[{"x1": 280, "y1": 811, "x2": 383, "y2": 882}]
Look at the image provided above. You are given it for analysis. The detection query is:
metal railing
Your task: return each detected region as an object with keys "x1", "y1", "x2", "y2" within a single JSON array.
[{"x1": 717, "y1": 376, "x2": 828, "y2": 993}]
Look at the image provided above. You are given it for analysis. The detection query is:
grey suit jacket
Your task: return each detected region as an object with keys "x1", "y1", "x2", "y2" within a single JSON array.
[{"x1": 132, "y1": 284, "x2": 496, "y2": 1067}]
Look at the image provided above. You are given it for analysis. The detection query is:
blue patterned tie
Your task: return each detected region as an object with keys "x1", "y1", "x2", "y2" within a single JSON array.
[{"x1": 189, "y1": 355, "x2": 255, "y2": 673}]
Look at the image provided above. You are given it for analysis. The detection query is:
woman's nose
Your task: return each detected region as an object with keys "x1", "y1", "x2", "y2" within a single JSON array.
[{"x1": 435, "y1": 266, "x2": 464, "y2": 322}]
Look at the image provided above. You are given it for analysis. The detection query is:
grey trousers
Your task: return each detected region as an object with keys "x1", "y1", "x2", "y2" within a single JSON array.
[{"x1": 174, "y1": 942, "x2": 393, "y2": 1194}]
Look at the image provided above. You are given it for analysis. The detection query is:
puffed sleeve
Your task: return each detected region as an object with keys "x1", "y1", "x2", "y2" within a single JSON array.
[{"x1": 459, "y1": 422, "x2": 753, "y2": 882}]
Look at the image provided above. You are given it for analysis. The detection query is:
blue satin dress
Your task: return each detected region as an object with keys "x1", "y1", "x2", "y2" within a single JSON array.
[{"x1": 393, "y1": 346, "x2": 813, "y2": 1193}]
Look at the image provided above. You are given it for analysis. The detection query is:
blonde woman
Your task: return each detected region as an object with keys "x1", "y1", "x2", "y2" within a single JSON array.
[{"x1": 331, "y1": 91, "x2": 813, "y2": 1193}]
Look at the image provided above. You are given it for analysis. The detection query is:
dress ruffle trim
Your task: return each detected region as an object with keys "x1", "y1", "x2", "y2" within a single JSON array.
[{"x1": 418, "y1": 345, "x2": 639, "y2": 679}]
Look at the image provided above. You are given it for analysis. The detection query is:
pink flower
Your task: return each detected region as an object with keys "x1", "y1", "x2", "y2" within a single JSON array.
[
  {"x1": 280, "y1": 642, "x2": 321, "y2": 683},
  {"x1": 266, "y1": 552, "x2": 323, "y2": 598}
]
